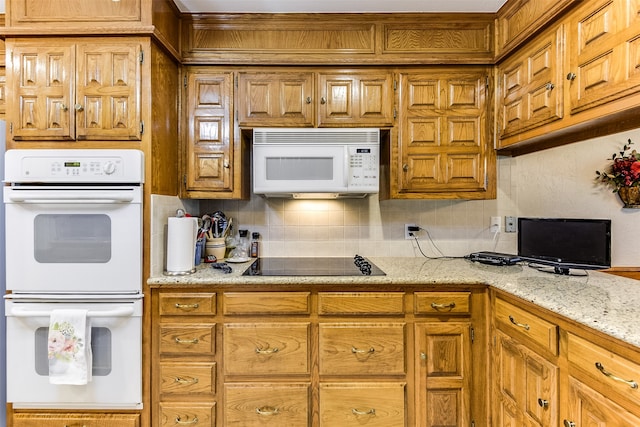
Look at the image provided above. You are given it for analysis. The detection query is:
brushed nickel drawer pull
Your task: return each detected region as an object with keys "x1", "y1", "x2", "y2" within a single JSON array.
[
  {"x1": 537, "y1": 398, "x2": 549, "y2": 408},
  {"x1": 175, "y1": 416, "x2": 199, "y2": 425},
  {"x1": 351, "y1": 346, "x2": 375, "y2": 354},
  {"x1": 508, "y1": 315, "x2": 530, "y2": 331},
  {"x1": 431, "y1": 302, "x2": 456, "y2": 310},
  {"x1": 175, "y1": 337, "x2": 199, "y2": 344},
  {"x1": 352, "y1": 408, "x2": 376, "y2": 416},
  {"x1": 175, "y1": 303, "x2": 199, "y2": 309},
  {"x1": 255, "y1": 346, "x2": 279, "y2": 355},
  {"x1": 175, "y1": 376, "x2": 199, "y2": 385},
  {"x1": 256, "y1": 406, "x2": 279, "y2": 415},
  {"x1": 545, "y1": 82, "x2": 555, "y2": 90},
  {"x1": 595, "y1": 362, "x2": 638, "y2": 389}
]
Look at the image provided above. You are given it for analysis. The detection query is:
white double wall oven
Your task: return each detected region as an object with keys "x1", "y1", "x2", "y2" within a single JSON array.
[{"x1": 3, "y1": 149, "x2": 145, "y2": 409}]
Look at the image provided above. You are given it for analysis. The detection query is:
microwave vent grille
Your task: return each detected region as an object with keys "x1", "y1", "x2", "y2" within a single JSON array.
[{"x1": 253, "y1": 128, "x2": 379, "y2": 145}]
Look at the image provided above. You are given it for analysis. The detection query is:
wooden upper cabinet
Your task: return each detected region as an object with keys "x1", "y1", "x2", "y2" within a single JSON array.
[
  {"x1": 497, "y1": 24, "x2": 565, "y2": 140},
  {"x1": 7, "y1": 38, "x2": 142, "y2": 142},
  {"x1": 237, "y1": 70, "x2": 395, "y2": 128},
  {"x1": 183, "y1": 70, "x2": 237, "y2": 197},
  {"x1": 395, "y1": 69, "x2": 495, "y2": 199},
  {"x1": 237, "y1": 71, "x2": 314, "y2": 127},
  {"x1": 566, "y1": 0, "x2": 640, "y2": 114},
  {"x1": 317, "y1": 72, "x2": 394, "y2": 127}
]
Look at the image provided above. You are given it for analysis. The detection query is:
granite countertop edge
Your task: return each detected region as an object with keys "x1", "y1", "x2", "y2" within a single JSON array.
[{"x1": 149, "y1": 257, "x2": 640, "y2": 349}]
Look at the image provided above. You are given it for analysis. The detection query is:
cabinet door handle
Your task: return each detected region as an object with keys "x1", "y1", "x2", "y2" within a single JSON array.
[
  {"x1": 255, "y1": 346, "x2": 279, "y2": 354},
  {"x1": 175, "y1": 376, "x2": 199, "y2": 385},
  {"x1": 566, "y1": 72, "x2": 577, "y2": 81},
  {"x1": 431, "y1": 302, "x2": 456, "y2": 310},
  {"x1": 175, "y1": 303, "x2": 199, "y2": 309},
  {"x1": 256, "y1": 406, "x2": 279, "y2": 415},
  {"x1": 537, "y1": 398, "x2": 549, "y2": 408},
  {"x1": 306, "y1": 96, "x2": 312, "y2": 104},
  {"x1": 352, "y1": 408, "x2": 376, "y2": 416},
  {"x1": 403, "y1": 163, "x2": 409, "y2": 171},
  {"x1": 351, "y1": 346, "x2": 375, "y2": 354},
  {"x1": 175, "y1": 416, "x2": 199, "y2": 425},
  {"x1": 320, "y1": 96, "x2": 327, "y2": 104},
  {"x1": 60, "y1": 104, "x2": 69, "y2": 112},
  {"x1": 74, "y1": 103, "x2": 84, "y2": 112},
  {"x1": 563, "y1": 420, "x2": 575, "y2": 427},
  {"x1": 545, "y1": 82, "x2": 555, "y2": 90},
  {"x1": 595, "y1": 362, "x2": 638, "y2": 389},
  {"x1": 223, "y1": 158, "x2": 230, "y2": 169},
  {"x1": 175, "y1": 337, "x2": 199, "y2": 344},
  {"x1": 508, "y1": 315, "x2": 530, "y2": 330}
]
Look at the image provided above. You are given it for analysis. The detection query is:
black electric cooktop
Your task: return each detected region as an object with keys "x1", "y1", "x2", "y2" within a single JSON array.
[{"x1": 242, "y1": 255, "x2": 385, "y2": 276}]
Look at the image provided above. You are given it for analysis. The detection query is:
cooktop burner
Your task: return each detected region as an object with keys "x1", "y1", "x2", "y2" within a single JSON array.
[{"x1": 242, "y1": 255, "x2": 385, "y2": 276}]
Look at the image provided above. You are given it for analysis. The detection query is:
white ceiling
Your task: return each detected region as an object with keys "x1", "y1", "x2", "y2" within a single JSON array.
[{"x1": 172, "y1": 0, "x2": 507, "y2": 14}]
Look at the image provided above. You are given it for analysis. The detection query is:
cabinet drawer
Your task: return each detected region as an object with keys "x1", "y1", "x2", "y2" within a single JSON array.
[
  {"x1": 160, "y1": 362, "x2": 216, "y2": 396},
  {"x1": 224, "y1": 323, "x2": 310, "y2": 375},
  {"x1": 224, "y1": 383, "x2": 310, "y2": 426},
  {"x1": 159, "y1": 292, "x2": 216, "y2": 316},
  {"x1": 495, "y1": 298, "x2": 558, "y2": 355},
  {"x1": 223, "y1": 292, "x2": 310, "y2": 315},
  {"x1": 568, "y1": 333, "x2": 640, "y2": 408},
  {"x1": 319, "y1": 383, "x2": 406, "y2": 427},
  {"x1": 159, "y1": 324, "x2": 216, "y2": 355},
  {"x1": 12, "y1": 414, "x2": 140, "y2": 427},
  {"x1": 319, "y1": 323, "x2": 406, "y2": 375},
  {"x1": 414, "y1": 292, "x2": 471, "y2": 315},
  {"x1": 318, "y1": 292, "x2": 404, "y2": 315},
  {"x1": 159, "y1": 403, "x2": 216, "y2": 427}
]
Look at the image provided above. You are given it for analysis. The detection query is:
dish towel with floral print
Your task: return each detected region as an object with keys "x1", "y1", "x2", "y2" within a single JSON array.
[{"x1": 47, "y1": 309, "x2": 92, "y2": 385}]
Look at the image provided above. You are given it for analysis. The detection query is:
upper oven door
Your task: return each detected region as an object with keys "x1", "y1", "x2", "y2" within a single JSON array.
[{"x1": 4, "y1": 186, "x2": 142, "y2": 293}]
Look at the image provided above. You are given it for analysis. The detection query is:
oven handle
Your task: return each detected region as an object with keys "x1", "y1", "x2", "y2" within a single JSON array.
[
  {"x1": 9, "y1": 306, "x2": 136, "y2": 318},
  {"x1": 7, "y1": 193, "x2": 135, "y2": 204}
]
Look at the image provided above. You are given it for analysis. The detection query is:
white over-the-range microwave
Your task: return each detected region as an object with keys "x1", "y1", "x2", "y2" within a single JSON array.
[{"x1": 252, "y1": 128, "x2": 380, "y2": 199}]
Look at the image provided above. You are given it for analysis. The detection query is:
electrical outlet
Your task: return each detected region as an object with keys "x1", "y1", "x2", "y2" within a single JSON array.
[
  {"x1": 505, "y1": 216, "x2": 516, "y2": 233},
  {"x1": 405, "y1": 224, "x2": 418, "y2": 240},
  {"x1": 490, "y1": 216, "x2": 501, "y2": 233}
]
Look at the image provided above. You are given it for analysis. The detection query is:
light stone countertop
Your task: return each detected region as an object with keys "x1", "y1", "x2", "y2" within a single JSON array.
[{"x1": 148, "y1": 257, "x2": 640, "y2": 348}]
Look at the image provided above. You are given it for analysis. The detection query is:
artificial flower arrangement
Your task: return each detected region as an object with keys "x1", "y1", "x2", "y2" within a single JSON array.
[{"x1": 595, "y1": 139, "x2": 640, "y2": 192}]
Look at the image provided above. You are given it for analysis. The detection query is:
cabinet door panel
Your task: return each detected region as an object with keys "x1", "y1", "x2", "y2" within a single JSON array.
[
  {"x1": 225, "y1": 383, "x2": 310, "y2": 426},
  {"x1": 12, "y1": 413, "x2": 140, "y2": 427},
  {"x1": 416, "y1": 322, "x2": 472, "y2": 427},
  {"x1": 9, "y1": 42, "x2": 74, "y2": 140},
  {"x1": 185, "y1": 72, "x2": 233, "y2": 192},
  {"x1": 567, "y1": 377, "x2": 640, "y2": 427}
]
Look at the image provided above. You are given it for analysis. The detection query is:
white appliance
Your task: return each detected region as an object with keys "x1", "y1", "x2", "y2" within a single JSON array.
[
  {"x1": 3, "y1": 149, "x2": 143, "y2": 293},
  {"x1": 5, "y1": 295, "x2": 142, "y2": 409},
  {"x1": 252, "y1": 127, "x2": 380, "y2": 198},
  {"x1": 3, "y1": 149, "x2": 144, "y2": 410}
]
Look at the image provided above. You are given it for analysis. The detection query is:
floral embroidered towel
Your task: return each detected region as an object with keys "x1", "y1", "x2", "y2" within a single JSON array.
[{"x1": 47, "y1": 309, "x2": 92, "y2": 385}]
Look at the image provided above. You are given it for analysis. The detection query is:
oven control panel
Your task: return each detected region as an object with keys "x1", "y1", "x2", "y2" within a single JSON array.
[{"x1": 4, "y1": 149, "x2": 144, "y2": 183}]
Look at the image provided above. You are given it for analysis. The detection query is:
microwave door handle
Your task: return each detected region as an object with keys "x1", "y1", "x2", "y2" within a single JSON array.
[{"x1": 9, "y1": 306, "x2": 135, "y2": 318}]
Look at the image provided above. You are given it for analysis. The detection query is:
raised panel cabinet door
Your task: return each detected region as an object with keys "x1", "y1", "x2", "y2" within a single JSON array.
[
  {"x1": 237, "y1": 72, "x2": 314, "y2": 126},
  {"x1": 415, "y1": 322, "x2": 472, "y2": 427},
  {"x1": 497, "y1": 24, "x2": 564, "y2": 139},
  {"x1": 318, "y1": 72, "x2": 394, "y2": 126},
  {"x1": 75, "y1": 42, "x2": 142, "y2": 141},
  {"x1": 184, "y1": 71, "x2": 233, "y2": 193},
  {"x1": 566, "y1": 377, "x2": 640, "y2": 427},
  {"x1": 8, "y1": 40, "x2": 75, "y2": 140},
  {"x1": 494, "y1": 330, "x2": 559, "y2": 427},
  {"x1": 566, "y1": 0, "x2": 640, "y2": 113},
  {"x1": 398, "y1": 70, "x2": 490, "y2": 197}
]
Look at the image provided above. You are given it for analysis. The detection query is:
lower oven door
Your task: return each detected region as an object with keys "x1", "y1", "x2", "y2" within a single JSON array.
[{"x1": 4, "y1": 296, "x2": 142, "y2": 409}]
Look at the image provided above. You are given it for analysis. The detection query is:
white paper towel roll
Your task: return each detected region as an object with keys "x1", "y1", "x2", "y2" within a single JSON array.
[{"x1": 166, "y1": 216, "x2": 198, "y2": 275}]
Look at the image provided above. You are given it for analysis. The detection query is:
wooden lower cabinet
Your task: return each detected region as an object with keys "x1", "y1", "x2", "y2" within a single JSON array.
[
  {"x1": 12, "y1": 413, "x2": 140, "y2": 427},
  {"x1": 566, "y1": 377, "x2": 640, "y2": 426},
  {"x1": 152, "y1": 288, "x2": 489, "y2": 426},
  {"x1": 319, "y1": 383, "x2": 406, "y2": 426}
]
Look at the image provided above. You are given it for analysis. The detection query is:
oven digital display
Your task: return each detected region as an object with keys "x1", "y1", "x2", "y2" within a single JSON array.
[{"x1": 64, "y1": 161, "x2": 81, "y2": 167}]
